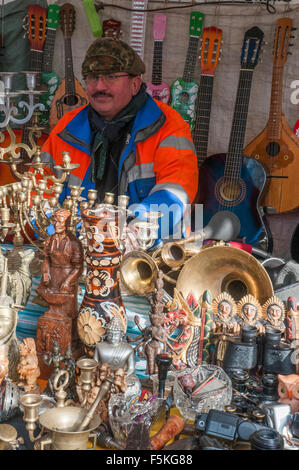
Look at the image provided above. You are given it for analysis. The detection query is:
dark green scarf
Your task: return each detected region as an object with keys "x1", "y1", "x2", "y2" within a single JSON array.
[{"x1": 89, "y1": 82, "x2": 147, "y2": 183}]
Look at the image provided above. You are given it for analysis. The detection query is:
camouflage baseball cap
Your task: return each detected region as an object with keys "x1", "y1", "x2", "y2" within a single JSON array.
[{"x1": 82, "y1": 37, "x2": 145, "y2": 77}]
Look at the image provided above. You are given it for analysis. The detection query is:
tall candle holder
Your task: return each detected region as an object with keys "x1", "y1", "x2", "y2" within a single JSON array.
[{"x1": 0, "y1": 71, "x2": 45, "y2": 128}]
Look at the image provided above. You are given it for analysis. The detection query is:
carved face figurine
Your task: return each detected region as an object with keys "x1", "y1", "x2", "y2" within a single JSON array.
[
  {"x1": 262, "y1": 296, "x2": 286, "y2": 332},
  {"x1": 237, "y1": 295, "x2": 263, "y2": 331},
  {"x1": 278, "y1": 374, "x2": 299, "y2": 413},
  {"x1": 212, "y1": 292, "x2": 237, "y2": 326}
]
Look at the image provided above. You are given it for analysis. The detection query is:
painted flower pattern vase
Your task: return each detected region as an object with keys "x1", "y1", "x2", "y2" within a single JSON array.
[{"x1": 77, "y1": 206, "x2": 127, "y2": 348}]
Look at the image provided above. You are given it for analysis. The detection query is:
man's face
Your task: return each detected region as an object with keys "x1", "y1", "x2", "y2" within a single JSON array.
[{"x1": 85, "y1": 73, "x2": 142, "y2": 121}]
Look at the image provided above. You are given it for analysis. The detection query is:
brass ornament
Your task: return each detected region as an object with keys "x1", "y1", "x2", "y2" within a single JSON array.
[
  {"x1": 237, "y1": 294, "x2": 262, "y2": 326},
  {"x1": 176, "y1": 245, "x2": 274, "y2": 305},
  {"x1": 262, "y1": 296, "x2": 286, "y2": 330}
]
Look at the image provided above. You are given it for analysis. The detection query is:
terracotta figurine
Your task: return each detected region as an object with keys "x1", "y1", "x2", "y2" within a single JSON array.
[{"x1": 17, "y1": 338, "x2": 40, "y2": 392}]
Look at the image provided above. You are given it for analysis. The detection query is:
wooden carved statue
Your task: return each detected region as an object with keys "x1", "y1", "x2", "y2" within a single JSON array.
[
  {"x1": 36, "y1": 209, "x2": 84, "y2": 377},
  {"x1": 17, "y1": 338, "x2": 40, "y2": 392}
]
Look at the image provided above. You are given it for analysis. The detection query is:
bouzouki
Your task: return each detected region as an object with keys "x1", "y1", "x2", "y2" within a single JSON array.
[
  {"x1": 192, "y1": 26, "x2": 222, "y2": 167},
  {"x1": 0, "y1": 5, "x2": 48, "y2": 185},
  {"x1": 170, "y1": 11, "x2": 205, "y2": 131},
  {"x1": 244, "y1": 18, "x2": 299, "y2": 214},
  {"x1": 197, "y1": 27, "x2": 266, "y2": 245},
  {"x1": 49, "y1": 3, "x2": 88, "y2": 129},
  {"x1": 39, "y1": 4, "x2": 61, "y2": 126},
  {"x1": 146, "y1": 14, "x2": 170, "y2": 103}
]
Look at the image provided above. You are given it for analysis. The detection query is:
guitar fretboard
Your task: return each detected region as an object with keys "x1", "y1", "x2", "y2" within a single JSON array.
[
  {"x1": 267, "y1": 65, "x2": 284, "y2": 141},
  {"x1": 64, "y1": 37, "x2": 75, "y2": 96},
  {"x1": 42, "y1": 28, "x2": 57, "y2": 74},
  {"x1": 192, "y1": 74, "x2": 214, "y2": 165},
  {"x1": 225, "y1": 69, "x2": 254, "y2": 180},
  {"x1": 152, "y1": 41, "x2": 163, "y2": 86},
  {"x1": 182, "y1": 36, "x2": 200, "y2": 83},
  {"x1": 130, "y1": 0, "x2": 148, "y2": 60}
]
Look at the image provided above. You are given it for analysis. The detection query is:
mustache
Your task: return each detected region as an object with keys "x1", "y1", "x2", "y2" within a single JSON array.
[{"x1": 91, "y1": 91, "x2": 113, "y2": 98}]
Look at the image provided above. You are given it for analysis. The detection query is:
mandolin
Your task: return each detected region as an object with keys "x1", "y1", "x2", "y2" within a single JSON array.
[
  {"x1": 244, "y1": 18, "x2": 299, "y2": 214},
  {"x1": 146, "y1": 14, "x2": 170, "y2": 104},
  {"x1": 49, "y1": 3, "x2": 88, "y2": 129},
  {"x1": 0, "y1": 4, "x2": 48, "y2": 186},
  {"x1": 197, "y1": 27, "x2": 266, "y2": 245},
  {"x1": 170, "y1": 11, "x2": 205, "y2": 131},
  {"x1": 192, "y1": 26, "x2": 222, "y2": 167}
]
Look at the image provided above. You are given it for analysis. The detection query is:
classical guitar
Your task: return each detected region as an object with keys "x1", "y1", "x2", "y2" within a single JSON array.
[
  {"x1": 146, "y1": 14, "x2": 170, "y2": 103},
  {"x1": 0, "y1": 4, "x2": 48, "y2": 185},
  {"x1": 244, "y1": 18, "x2": 299, "y2": 213},
  {"x1": 49, "y1": 3, "x2": 88, "y2": 129},
  {"x1": 39, "y1": 4, "x2": 61, "y2": 127},
  {"x1": 170, "y1": 11, "x2": 205, "y2": 131},
  {"x1": 192, "y1": 26, "x2": 222, "y2": 167},
  {"x1": 197, "y1": 27, "x2": 266, "y2": 245}
]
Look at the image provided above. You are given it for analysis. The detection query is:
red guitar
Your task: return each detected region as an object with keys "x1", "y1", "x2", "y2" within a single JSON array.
[{"x1": 146, "y1": 14, "x2": 170, "y2": 103}]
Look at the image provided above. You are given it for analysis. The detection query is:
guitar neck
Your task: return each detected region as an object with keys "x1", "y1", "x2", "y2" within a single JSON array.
[
  {"x1": 225, "y1": 69, "x2": 254, "y2": 178},
  {"x1": 182, "y1": 36, "x2": 200, "y2": 82},
  {"x1": 267, "y1": 65, "x2": 284, "y2": 140},
  {"x1": 29, "y1": 49, "x2": 43, "y2": 88},
  {"x1": 151, "y1": 41, "x2": 163, "y2": 86},
  {"x1": 130, "y1": 0, "x2": 148, "y2": 60},
  {"x1": 64, "y1": 37, "x2": 76, "y2": 96},
  {"x1": 192, "y1": 74, "x2": 214, "y2": 165},
  {"x1": 42, "y1": 28, "x2": 57, "y2": 74}
]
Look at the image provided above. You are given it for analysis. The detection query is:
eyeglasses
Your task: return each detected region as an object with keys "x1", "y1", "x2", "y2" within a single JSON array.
[{"x1": 84, "y1": 73, "x2": 130, "y2": 84}]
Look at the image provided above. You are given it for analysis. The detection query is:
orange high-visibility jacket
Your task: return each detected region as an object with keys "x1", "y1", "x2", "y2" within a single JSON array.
[{"x1": 41, "y1": 95, "x2": 198, "y2": 236}]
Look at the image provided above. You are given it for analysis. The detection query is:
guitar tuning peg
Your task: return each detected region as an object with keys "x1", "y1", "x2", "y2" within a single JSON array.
[
  {"x1": 289, "y1": 43, "x2": 294, "y2": 47},
  {"x1": 291, "y1": 27, "x2": 297, "y2": 31},
  {"x1": 287, "y1": 51, "x2": 293, "y2": 55}
]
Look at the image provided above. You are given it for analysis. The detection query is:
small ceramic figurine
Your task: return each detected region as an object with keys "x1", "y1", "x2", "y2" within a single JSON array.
[
  {"x1": 278, "y1": 374, "x2": 299, "y2": 413},
  {"x1": 211, "y1": 292, "x2": 239, "y2": 366},
  {"x1": 17, "y1": 338, "x2": 40, "y2": 392},
  {"x1": 94, "y1": 316, "x2": 141, "y2": 399},
  {"x1": 262, "y1": 296, "x2": 286, "y2": 333},
  {"x1": 236, "y1": 294, "x2": 265, "y2": 334}
]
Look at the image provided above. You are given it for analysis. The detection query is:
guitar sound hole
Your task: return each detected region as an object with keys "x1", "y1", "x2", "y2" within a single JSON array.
[
  {"x1": 179, "y1": 92, "x2": 189, "y2": 103},
  {"x1": 64, "y1": 95, "x2": 79, "y2": 106},
  {"x1": 266, "y1": 141, "x2": 280, "y2": 157},
  {"x1": 220, "y1": 180, "x2": 241, "y2": 202}
]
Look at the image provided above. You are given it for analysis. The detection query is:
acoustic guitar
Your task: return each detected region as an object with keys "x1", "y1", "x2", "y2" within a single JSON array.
[
  {"x1": 197, "y1": 27, "x2": 266, "y2": 245},
  {"x1": 244, "y1": 18, "x2": 299, "y2": 213},
  {"x1": 0, "y1": 4, "x2": 48, "y2": 186},
  {"x1": 146, "y1": 14, "x2": 170, "y2": 103},
  {"x1": 170, "y1": 12, "x2": 205, "y2": 131},
  {"x1": 39, "y1": 4, "x2": 61, "y2": 127},
  {"x1": 49, "y1": 3, "x2": 88, "y2": 129},
  {"x1": 192, "y1": 26, "x2": 222, "y2": 167}
]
